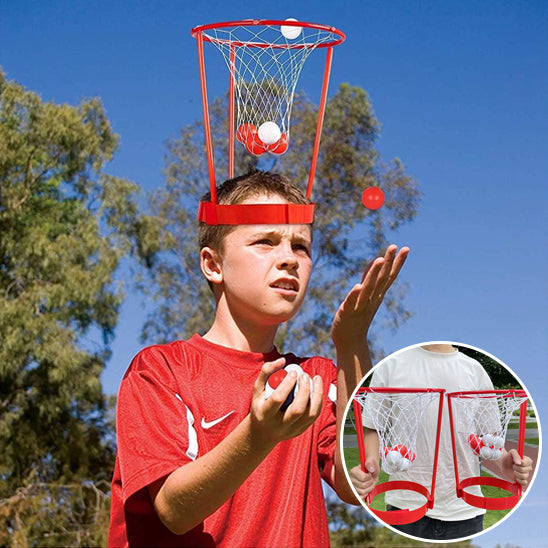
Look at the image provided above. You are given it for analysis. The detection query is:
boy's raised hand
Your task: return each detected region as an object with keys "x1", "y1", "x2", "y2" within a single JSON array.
[
  {"x1": 249, "y1": 358, "x2": 324, "y2": 446},
  {"x1": 331, "y1": 245, "x2": 409, "y2": 351}
]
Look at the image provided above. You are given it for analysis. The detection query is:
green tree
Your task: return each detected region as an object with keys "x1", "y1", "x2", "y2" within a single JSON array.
[
  {"x1": 141, "y1": 84, "x2": 420, "y2": 359},
  {"x1": 0, "y1": 69, "x2": 165, "y2": 545},
  {"x1": 454, "y1": 346, "x2": 521, "y2": 389}
]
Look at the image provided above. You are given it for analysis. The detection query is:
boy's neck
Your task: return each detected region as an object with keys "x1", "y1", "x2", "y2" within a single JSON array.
[
  {"x1": 203, "y1": 315, "x2": 278, "y2": 354},
  {"x1": 421, "y1": 343, "x2": 457, "y2": 354}
]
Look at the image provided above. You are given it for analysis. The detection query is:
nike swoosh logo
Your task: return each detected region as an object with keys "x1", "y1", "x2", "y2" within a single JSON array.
[{"x1": 201, "y1": 411, "x2": 235, "y2": 429}]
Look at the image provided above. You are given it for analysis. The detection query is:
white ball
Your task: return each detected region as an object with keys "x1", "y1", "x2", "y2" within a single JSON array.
[
  {"x1": 258, "y1": 121, "x2": 282, "y2": 145},
  {"x1": 382, "y1": 461, "x2": 396, "y2": 475},
  {"x1": 482, "y1": 434, "x2": 495, "y2": 447},
  {"x1": 284, "y1": 363, "x2": 313, "y2": 395},
  {"x1": 493, "y1": 435, "x2": 504, "y2": 449},
  {"x1": 399, "y1": 458, "x2": 411, "y2": 471},
  {"x1": 280, "y1": 18, "x2": 302, "y2": 40},
  {"x1": 480, "y1": 446, "x2": 494, "y2": 460},
  {"x1": 284, "y1": 363, "x2": 303, "y2": 376},
  {"x1": 493, "y1": 448, "x2": 504, "y2": 460},
  {"x1": 386, "y1": 450, "x2": 402, "y2": 467},
  {"x1": 264, "y1": 381, "x2": 275, "y2": 399}
]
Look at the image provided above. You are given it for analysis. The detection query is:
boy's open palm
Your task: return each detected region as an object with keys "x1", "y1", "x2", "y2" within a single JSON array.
[
  {"x1": 249, "y1": 358, "x2": 324, "y2": 446},
  {"x1": 331, "y1": 245, "x2": 409, "y2": 350}
]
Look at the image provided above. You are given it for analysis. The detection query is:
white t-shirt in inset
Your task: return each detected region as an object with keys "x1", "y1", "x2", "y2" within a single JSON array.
[{"x1": 365, "y1": 346, "x2": 494, "y2": 521}]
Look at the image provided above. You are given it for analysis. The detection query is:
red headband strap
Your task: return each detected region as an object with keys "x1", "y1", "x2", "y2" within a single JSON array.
[{"x1": 198, "y1": 202, "x2": 315, "y2": 225}]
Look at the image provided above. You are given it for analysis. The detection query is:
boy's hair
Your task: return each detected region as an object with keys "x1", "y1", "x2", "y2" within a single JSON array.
[{"x1": 198, "y1": 170, "x2": 312, "y2": 254}]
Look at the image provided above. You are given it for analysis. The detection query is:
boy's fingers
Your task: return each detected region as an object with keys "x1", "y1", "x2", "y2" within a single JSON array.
[
  {"x1": 308, "y1": 375, "x2": 324, "y2": 417},
  {"x1": 357, "y1": 246, "x2": 409, "y2": 309},
  {"x1": 377, "y1": 246, "x2": 408, "y2": 293},
  {"x1": 267, "y1": 371, "x2": 298, "y2": 410},
  {"x1": 286, "y1": 374, "x2": 322, "y2": 418},
  {"x1": 254, "y1": 358, "x2": 286, "y2": 397},
  {"x1": 386, "y1": 247, "x2": 410, "y2": 287}
]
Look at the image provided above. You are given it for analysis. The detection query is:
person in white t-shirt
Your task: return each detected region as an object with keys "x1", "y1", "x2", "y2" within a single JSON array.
[{"x1": 349, "y1": 343, "x2": 533, "y2": 541}]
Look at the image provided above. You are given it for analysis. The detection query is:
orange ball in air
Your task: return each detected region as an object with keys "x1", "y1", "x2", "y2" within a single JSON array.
[{"x1": 361, "y1": 187, "x2": 385, "y2": 210}]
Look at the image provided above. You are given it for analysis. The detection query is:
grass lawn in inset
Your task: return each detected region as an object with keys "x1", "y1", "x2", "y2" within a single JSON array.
[{"x1": 343, "y1": 447, "x2": 519, "y2": 530}]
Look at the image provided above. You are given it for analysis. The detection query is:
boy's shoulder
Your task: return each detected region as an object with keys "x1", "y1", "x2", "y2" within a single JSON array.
[{"x1": 122, "y1": 338, "x2": 198, "y2": 383}]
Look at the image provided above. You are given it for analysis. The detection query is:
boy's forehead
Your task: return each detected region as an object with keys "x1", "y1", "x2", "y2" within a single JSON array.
[
  {"x1": 231, "y1": 193, "x2": 313, "y2": 240},
  {"x1": 231, "y1": 223, "x2": 312, "y2": 241}
]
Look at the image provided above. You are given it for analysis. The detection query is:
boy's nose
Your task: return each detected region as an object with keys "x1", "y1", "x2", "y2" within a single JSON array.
[{"x1": 276, "y1": 244, "x2": 299, "y2": 270}]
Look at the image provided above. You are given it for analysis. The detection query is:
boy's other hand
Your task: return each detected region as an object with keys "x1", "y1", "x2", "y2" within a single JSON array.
[
  {"x1": 249, "y1": 358, "x2": 323, "y2": 446},
  {"x1": 331, "y1": 245, "x2": 409, "y2": 350},
  {"x1": 349, "y1": 457, "x2": 380, "y2": 499},
  {"x1": 500, "y1": 448, "x2": 533, "y2": 487}
]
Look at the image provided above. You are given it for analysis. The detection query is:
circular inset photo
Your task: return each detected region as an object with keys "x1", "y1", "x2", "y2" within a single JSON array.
[{"x1": 342, "y1": 342, "x2": 541, "y2": 543}]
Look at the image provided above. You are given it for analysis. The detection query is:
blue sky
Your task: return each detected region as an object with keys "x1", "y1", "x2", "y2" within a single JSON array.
[{"x1": 1, "y1": 1, "x2": 547, "y2": 546}]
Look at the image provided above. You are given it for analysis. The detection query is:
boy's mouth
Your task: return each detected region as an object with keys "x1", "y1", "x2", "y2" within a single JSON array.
[{"x1": 270, "y1": 278, "x2": 299, "y2": 293}]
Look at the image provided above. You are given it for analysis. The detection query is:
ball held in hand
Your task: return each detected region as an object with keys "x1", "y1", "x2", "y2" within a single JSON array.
[{"x1": 265, "y1": 363, "x2": 313, "y2": 411}]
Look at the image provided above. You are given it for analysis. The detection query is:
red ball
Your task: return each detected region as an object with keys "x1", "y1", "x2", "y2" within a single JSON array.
[
  {"x1": 267, "y1": 369, "x2": 287, "y2": 390},
  {"x1": 236, "y1": 123, "x2": 257, "y2": 144},
  {"x1": 246, "y1": 131, "x2": 268, "y2": 156},
  {"x1": 468, "y1": 434, "x2": 485, "y2": 455},
  {"x1": 268, "y1": 133, "x2": 289, "y2": 155},
  {"x1": 361, "y1": 187, "x2": 385, "y2": 210}
]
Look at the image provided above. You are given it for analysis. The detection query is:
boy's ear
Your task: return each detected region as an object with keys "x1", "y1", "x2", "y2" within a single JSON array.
[{"x1": 200, "y1": 247, "x2": 223, "y2": 285}]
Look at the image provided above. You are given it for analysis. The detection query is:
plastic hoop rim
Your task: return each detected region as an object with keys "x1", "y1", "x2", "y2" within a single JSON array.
[
  {"x1": 191, "y1": 19, "x2": 346, "y2": 49},
  {"x1": 459, "y1": 476, "x2": 521, "y2": 510},
  {"x1": 447, "y1": 389, "x2": 528, "y2": 399},
  {"x1": 365, "y1": 480, "x2": 432, "y2": 525},
  {"x1": 197, "y1": 202, "x2": 315, "y2": 225}
]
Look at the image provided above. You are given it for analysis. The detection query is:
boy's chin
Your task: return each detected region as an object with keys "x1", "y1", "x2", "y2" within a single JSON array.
[{"x1": 263, "y1": 305, "x2": 303, "y2": 325}]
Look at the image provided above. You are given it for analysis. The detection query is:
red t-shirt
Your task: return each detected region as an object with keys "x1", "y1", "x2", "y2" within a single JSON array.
[{"x1": 108, "y1": 334, "x2": 338, "y2": 547}]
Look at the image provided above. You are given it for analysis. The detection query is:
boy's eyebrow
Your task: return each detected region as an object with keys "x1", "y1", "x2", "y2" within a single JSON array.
[{"x1": 247, "y1": 229, "x2": 312, "y2": 245}]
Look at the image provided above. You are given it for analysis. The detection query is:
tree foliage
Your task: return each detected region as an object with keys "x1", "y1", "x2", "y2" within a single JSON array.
[
  {"x1": 141, "y1": 84, "x2": 420, "y2": 358},
  {"x1": 0, "y1": 68, "x2": 165, "y2": 543},
  {"x1": 454, "y1": 346, "x2": 522, "y2": 389}
]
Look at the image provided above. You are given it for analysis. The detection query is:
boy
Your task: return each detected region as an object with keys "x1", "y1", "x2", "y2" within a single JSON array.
[
  {"x1": 350, "y1": 343, "x2": 533, "y2": 541},
  {"x1": 109, "y1": 170, "x2": 409, "y2": 547}
]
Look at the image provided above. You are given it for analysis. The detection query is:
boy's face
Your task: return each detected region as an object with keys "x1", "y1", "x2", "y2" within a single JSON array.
[{"x1": 213, "y1": 194, "x2": 313, "y2": 327}]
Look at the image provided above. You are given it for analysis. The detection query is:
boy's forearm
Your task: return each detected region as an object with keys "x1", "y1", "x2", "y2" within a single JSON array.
[
  {"x1": 152, "y1": 414, "x2": 276, "y2": 535},
  {"x1": 333, "y1": 344, "x2": 373, "y2": 504},
  {"x1": 364, "y1": 428, "x2": 380, "y2": 460}
]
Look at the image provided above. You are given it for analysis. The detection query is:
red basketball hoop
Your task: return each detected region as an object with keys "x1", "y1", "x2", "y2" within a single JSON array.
[
  {"x1": 191, "y1": 19, "x2": 346, "y2": 225},
  {"x1": 446, "y1": 389, "x2": 529, "y2": 510},
  {"x1": 352, "y1": 387, "x2": 446, "y2": 525}
]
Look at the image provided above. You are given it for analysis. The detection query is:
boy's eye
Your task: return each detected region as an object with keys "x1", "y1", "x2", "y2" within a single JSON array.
[
  {"x1": 293, "y1": 244, "x2": 311, "y2": 256},
  {"x1": 254, "y1": 239, "x2": 274, "y2": 246}
]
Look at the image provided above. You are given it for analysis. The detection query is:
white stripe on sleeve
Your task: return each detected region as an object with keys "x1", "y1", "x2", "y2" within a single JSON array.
[{"x1": 185, "y1": 404, "x2": 198, "y2": 460}]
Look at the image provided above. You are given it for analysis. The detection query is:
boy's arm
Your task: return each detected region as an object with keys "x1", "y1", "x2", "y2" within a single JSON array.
[
  {"x1": 330, "y1": 245, "x2": 409, "y2": 503},
  {"x1": 148, "y1": 357, "x2": 323, "y2": 535}
]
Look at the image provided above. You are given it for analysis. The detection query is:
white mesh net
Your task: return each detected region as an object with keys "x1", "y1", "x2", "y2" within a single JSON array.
[
  {"x1": 354, "y1": 389, "x2": 443, "y2": 475},
  {"x1": 451, "y1": 391, "x2": 528, "y2": 461},
  {"x1": 200, "y1": 21, "x2": 340, "y2": 155}
]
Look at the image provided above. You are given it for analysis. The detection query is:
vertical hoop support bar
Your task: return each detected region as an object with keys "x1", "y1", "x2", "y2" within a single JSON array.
[
  {"x1": 516, "y1": 398, "x2": 528, "y2": 498},
  {"x1": 353, "y1": 398, "x2": 367, "y2": 473},
  {"x1": 306, "y1": 46, "x2": 334, "y2": 198},
  {"x1": 228, "y1": 45, "x2": 236, "y2": 179},
  {"x1": 446, "y1": 393, "x2": 462, "y2": 497},
  {"x1": 196, "y1": 30, "x2": 217, "y2": 202},
  {"x1": 428, "y1": 390, "x2": 445, "y2": 508}
]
